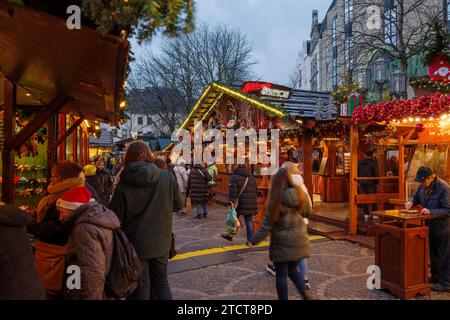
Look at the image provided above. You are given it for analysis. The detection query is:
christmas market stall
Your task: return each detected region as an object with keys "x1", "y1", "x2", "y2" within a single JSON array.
[
  {"x1": 0, "y1": 1, "x2": 129, "y2": 205},
  {"x1": 170, "y1": 81, "x2": 345, "y2": 230}
]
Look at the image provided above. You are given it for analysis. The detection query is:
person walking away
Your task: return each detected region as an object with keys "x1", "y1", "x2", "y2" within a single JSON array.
[
  {"x1": 0, "y1": 202, "x2": 46, "y2": 300},
  {"x1": 224, "y1": 164, "x2": 258, "y2": 243},
  {"x1": 109, "y1": 141, "x2": 183, "y2": 300},
  {"x1": 174, "y1": 158, "x2": 189, "y2": 214},
  {"x1": 27, "y1": 161, "x2": 86, "y2": 299},
  {"x1": 248, "y1": 168, "x2": 313, "y2": 300},
  {"x1": 53, "y1": 186, "x2": 120, "y2": 299},
  {"x1": 187, "y1": 163, "x2": 212, "y2": 219},
  {"x1": 92, "y1": 160, "x2": 113, "y2": 206},
  {"x1": 407, "y1": 166, "x2": 450, "y2": 292},
  {"x1": 277, "y1": 162, "x2": 313, "y2": 289},
  {"x1": 83, "y1": 164, "x2": 101, "y2": 202},
  {"x1": 357, "y1": 150, "x2": 379, "y2": 221}
]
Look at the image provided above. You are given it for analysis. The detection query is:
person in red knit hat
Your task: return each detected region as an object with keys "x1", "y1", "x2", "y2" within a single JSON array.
[{"x1": 55, "y1": 186, "x2": 120, "y2": 299}]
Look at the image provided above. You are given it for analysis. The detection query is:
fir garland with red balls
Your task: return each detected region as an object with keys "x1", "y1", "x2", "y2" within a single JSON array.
[{"x1": 351, "y1": 92, "x2": 450, "y2": 124}]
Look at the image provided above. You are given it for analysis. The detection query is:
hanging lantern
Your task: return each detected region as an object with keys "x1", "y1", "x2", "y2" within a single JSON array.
[
  {"x1": 392, "y1": 67, "x2": 406, "y2": 96},
  {"x1": 374, "y1": 57, "x2": 387, "y2": 84},
  {"x1": 356, "y1": 64, "x2": 370, "y2": 90}
]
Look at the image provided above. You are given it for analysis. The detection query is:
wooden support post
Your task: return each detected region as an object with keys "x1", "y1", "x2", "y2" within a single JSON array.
[
  {"x1": 9, "y1": 95, "x2": 68, "y2": 152},
  {"x1": 349, "y1": 124, "x2": 359, "y2": 235},
  {"x1": 303, "y1": 130, "x2": 313, "y2": 202},
  {"x1": 327, "y1": 141, "x2": 337, "y2": 178},
  {"x1": 48, "y1": 117, "x2": 83, "y2": 151},
  {"x1": 46, "y1": 114, "x2": 57, "y2": 182},
  {"x1": 1, "y1": 80, "x2": 16, "y2": 204},
  {"x1": 399, "y1": 136, "x2": 405, "y2": 200}
]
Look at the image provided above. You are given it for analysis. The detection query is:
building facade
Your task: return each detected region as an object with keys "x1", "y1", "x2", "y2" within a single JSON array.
[{"x1": 293, "y1": 0, "x2": 449, "y2": 95}]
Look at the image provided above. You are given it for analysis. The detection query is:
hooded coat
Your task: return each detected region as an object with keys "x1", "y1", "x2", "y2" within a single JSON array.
[
  {"x1": 109, "y1": 162, "x2": 183, "y2": 259},
  {"x1": 187, "y1": 165, "x2": 212, "y2": 203},
  {"x1": 229, "y1": 166, "x2": 258, "y2": 216},
  {"x1": 250, "y1": 187, "x2": 312, "y2": 262},
  {"x1": 357, "y1": 157, "x2": 379, "y2": 186},
  {"x1": 0, "y1": 204, "x2": 46, "y2": 300},
  {"x1": 64, "y1": 202, "x2": 120, "y2": 300}
]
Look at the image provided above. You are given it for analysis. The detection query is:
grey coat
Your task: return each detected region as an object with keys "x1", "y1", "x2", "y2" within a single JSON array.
[
  {"x1": 250, "y1": 188, "x2": 312, "y2": 262},
  {"x1": 64, "y1": 202, "x2": 120, "y2": 300}
]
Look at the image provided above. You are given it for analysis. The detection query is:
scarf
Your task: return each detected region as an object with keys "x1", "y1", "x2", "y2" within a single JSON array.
[{"x1": 36, "y1": 177, "x2": 85, "y2": 223}]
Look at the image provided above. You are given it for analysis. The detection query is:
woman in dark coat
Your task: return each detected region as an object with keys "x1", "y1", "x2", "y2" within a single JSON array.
[
  {"x1": 0, "y1": 203, "x2": 46, "y2": 300},
  {"x1": 187, "y1": 164, "x2": 212, "y2": 219},
  {"x1": 228, "y1": 164, "x2": 258, "y2": 242},
  {"x1": 109, "y1": 141, "x2": 183, "y2": 300}
]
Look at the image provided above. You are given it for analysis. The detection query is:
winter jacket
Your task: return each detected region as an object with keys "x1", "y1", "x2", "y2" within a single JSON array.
[
  {"x1": 357, "y1": 157, "x2": 379, "y2": 186},
  {"x1": 0, "y1": 204, "x2": 46, "y2": 300},
  {"x1": 174, "y1": 165, "x2": 189, "y2": 193},
  {"x1": 229, "y1": 166, "x2": 258, "y2": 216},
  {"x1": 187, "y1": 165, "x2": 212, "y2": 203},
  {"x1": 250, "y1": 187, "x2": 312, "y2": 262},
  {"x1": 89, "y1": 169, "x2": 113, "y2": 205},
  {"x1": 109, "y1": 162, "x2": 183, "y2": 259},
  {"x1": 413, "y1": 177, "x2": 450, "y2": 233},
  {"x1": 64, "y1": 202, "x2": 120, "y2": 300}
]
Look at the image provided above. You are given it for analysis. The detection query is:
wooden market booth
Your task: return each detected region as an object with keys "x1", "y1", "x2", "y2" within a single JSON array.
[
  {"x1": 348, "y1": 92, "x2": 450, "y2": 298},
  {"x1": 170, "y1": 81, "x2": 350, "y2": 230},
  {"x1": 0, "y1": 1, "x2": 129, "y2": 204}
]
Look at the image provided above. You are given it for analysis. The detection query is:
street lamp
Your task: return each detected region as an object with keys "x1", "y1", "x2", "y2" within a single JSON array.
[
  {"x1": 356, "y1": 64, "x2": 370, "y2": 91},
  {"x1": 374, "y1": 57, "x2": 387, "y2": 84},
  {"x1": 392, "y1": 67, "x2": 406, "y2": 99}
]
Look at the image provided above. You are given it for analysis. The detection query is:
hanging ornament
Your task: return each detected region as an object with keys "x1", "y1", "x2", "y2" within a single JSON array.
[
  {"x1": 415, "y1": 123, "x2": 425, "y2": 133},
  {"x1": 430, "y1": 54, "x2": 450, "y2": 83}
]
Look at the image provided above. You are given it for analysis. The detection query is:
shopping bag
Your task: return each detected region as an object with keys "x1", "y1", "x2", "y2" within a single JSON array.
[{"x1": 225, "y1": 206, "x2": 241, "y2": 236}]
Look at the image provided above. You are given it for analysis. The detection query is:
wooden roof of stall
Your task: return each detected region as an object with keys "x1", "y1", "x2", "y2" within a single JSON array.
[
  {"x1": 0, "y1": 0, "x2": 129, "y2": 124},
  {"x1": 177, "y1": 82, "x2": 335, "y2": 134}
]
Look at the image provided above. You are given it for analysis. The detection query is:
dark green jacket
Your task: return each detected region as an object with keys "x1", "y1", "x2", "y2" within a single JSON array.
[
  {"x1": 109, "y1": 162, "x2": 183, "y2": 259},
  {"x1": 250, "y1": 187, "x2": 312, "y2": 262}
]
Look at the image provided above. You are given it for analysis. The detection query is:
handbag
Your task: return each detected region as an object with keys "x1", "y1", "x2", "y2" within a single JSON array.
[{"x1": 34, "y1": 240, "x2": 67, "y2": 296}]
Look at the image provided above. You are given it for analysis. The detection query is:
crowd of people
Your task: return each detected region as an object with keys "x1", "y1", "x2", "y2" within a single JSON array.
[{"x1": 2, "y1": 140, "x2": 448, "y2": 300}]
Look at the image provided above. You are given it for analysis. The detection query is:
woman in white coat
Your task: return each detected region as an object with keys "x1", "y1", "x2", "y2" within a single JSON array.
[{"x1": 174, "y1": 158, "x2": 189, "y2": 214}]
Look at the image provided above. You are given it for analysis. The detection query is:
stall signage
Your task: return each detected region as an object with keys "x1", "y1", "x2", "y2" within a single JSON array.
[
  {"x1": 241, "y1": 81, "x2": 292, "y2": 99},
  {"x1": 418, "y1": 122, "x2": 450, "y2": 144}
]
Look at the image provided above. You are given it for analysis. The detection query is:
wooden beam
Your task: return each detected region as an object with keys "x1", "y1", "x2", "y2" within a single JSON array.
[
  {"x1": 349, "y1": 124, "x2": 359, "y2": 235},
  {"x1": 302, "y1": 130, "x2": 313, "y2": 202},
  {"x1": 398, "y1": 136, "x2": 405, "y2": 200},
  {"x1": 399, "y1": 128, "x2": 416, "y2": 146},
  {"x1": 48, "y1": 117, "x2": 83, "y2": 151},
  {"x1": 46, "y1": 114, "x2": 57, "y2": 182},
  {"x1": 1, "y1": 80, "x2": 16, "y2": 204},
  {"x1": 8, "y1": 94, "x2": 69, "y2": 152}
]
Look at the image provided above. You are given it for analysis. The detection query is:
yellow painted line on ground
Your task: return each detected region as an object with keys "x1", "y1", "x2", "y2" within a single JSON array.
[{"x1": 170, "y1": 235, "x2": 325, "y2": 262}]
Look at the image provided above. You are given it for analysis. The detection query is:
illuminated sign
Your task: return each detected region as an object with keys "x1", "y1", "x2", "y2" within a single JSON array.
[{"x1": 241, "y1": 81, "x2": 292, "y2": 99}]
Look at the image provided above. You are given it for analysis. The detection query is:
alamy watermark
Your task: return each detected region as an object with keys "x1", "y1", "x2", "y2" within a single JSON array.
[{"x1": 366, "y1": 265, "x2": 381, "y2": 290}]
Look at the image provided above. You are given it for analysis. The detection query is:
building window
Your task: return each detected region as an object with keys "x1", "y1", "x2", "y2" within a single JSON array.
[
  {"x1": 332, "y1": 16, "x2": 338, "y2": 88},
  {"x1": 137, "y1": 116, "x2": 143, "y2": 125},
  {"x1": 384, "y1": 1, "x2": 398, "y2": 46},
  {"x1": 447, "y1": 0, "x2": 450, "y2": 31},
  {"x1": 344, "y1": 36, "x2": 353, "y2": 72},
  {"x1": 344, "y1": 0, "x2": 353, "y2": 25}
]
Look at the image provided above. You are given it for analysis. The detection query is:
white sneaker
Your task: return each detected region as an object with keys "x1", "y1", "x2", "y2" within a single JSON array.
[{"x1": 265, "y1": 263, "x2": 276, "y2": 276}]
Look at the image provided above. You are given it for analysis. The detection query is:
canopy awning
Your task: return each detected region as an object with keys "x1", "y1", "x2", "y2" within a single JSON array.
[{"x1": 0, "y1": 0, "x2": 129, "y2": 124}]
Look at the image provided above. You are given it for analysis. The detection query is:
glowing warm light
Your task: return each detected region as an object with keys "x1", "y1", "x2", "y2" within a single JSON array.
[
  {"x1": 402, "y1": 119, "x2": 407, "y2": 123},
  {"x1": 415, "y1": 118, "x2": 420, "y2": 122},
  {"x1": 408, "y1": 117, "x2": 413, "y2": 122},
  {"x1": 442, "y1": 114, "x2": 448, "y2": 120},
  {"x1": 429, "y1": 117, "x2": 434, "y2": 121},
  {"x1": 84, "y1": 120, "x2": 90, "y2": 128},
  {"x1": 120, "y1": 101, "x2": 126, "y2": 108}
]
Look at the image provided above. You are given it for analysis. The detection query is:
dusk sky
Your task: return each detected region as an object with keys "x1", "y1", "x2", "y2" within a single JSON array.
[{"x1": 131, "y1": 0, "x2": 332, "y2": 86}]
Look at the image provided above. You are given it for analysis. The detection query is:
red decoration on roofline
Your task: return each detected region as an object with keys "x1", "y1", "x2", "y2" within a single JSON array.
[{"x1": 351, "y1": 92, "x2": 450, "y2": 124}]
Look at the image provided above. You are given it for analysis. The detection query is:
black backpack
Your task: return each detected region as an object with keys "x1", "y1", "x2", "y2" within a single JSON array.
[{"x1": 105, "y1": 229, "x2": 142, "y2": 299}]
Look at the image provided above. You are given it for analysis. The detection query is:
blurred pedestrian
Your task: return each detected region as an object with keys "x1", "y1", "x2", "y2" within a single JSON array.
[
  {"x1": 249, "y1": 168, "x2": 312, "y2": 300},
  {"x1": 223, "y1": 164, "x2": 258, "y2": 242},
  {"x1": 109, "y1": 141, "x2": 183, "y2": 300},
  {"x1": 358, "y1": 150, "x2": 379, "y2": 221},
  {"x1": 187, "y1": 163, "x2": 212, "y2": 219},
  {"x1": 174, "y1": 158, "x2": 189, "y2": 214},
  {"x1": 92, "y1": 160, "x2": 113, "y2": 206},
  {"x1": 0, "y1": 202, "x2": 46, "y2": 300},
  {"x1": 83, "y1": 164, "x2": 101, "y2": 202}
]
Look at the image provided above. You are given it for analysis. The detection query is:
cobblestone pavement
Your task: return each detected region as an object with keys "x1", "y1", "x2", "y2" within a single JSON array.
[{"x1": 170, "y1": 203, "x2": 450, "y2": 300}]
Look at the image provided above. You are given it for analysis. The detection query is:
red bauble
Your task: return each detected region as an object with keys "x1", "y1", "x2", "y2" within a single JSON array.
[{"x1": 415, "y1": 123, "x2": 425, "y2": 133}]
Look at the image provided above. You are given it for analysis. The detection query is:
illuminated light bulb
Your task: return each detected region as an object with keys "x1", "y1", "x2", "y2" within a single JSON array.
[
  {"x1": 402, "y1": 119, "x2": 407, "y2": 123},
  {"x1": 120, "y1": 101, "x2": 126, "y2": 108},
  {"x1": 429, "y1": 117, "x2": 434, "y2": 121},
  {"x1": 408, "y1": 117, "x2": 413, "y2": 122},
  {"x1": 442, "y1": 114, "x2": 448, "y2": 120},
  {"x1": 415, "y1": 118, "x2": 420, "y2": 122}
]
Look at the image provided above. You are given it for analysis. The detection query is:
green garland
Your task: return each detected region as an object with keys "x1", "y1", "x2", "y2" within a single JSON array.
[{"x1": 409, "y1": 75, "x2": 450, "y2": 94}]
